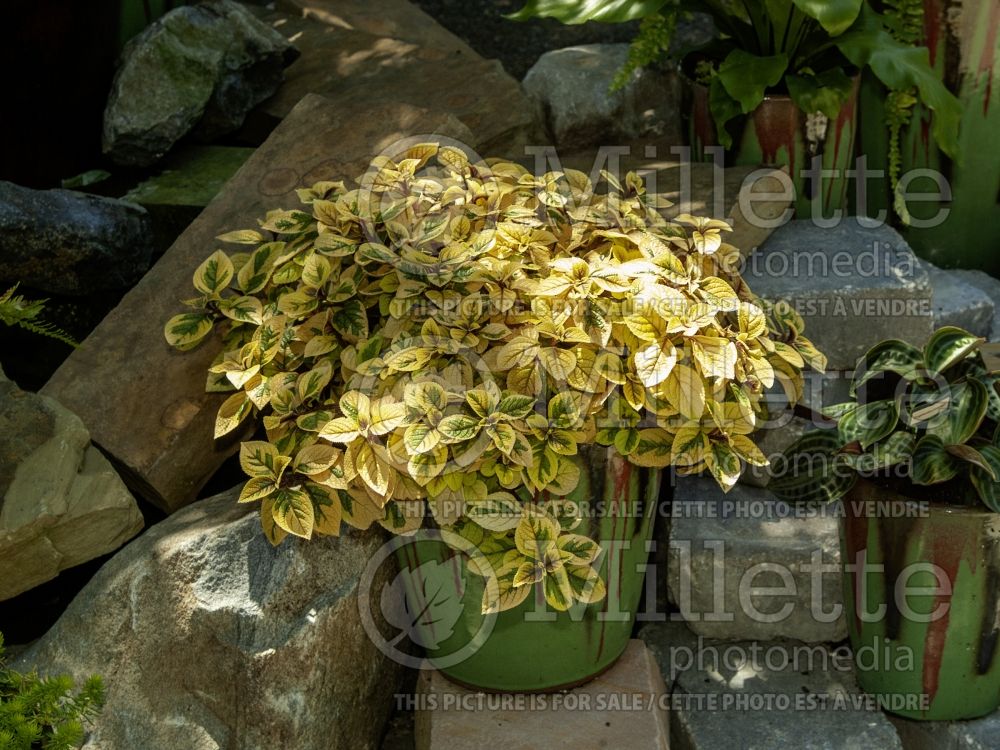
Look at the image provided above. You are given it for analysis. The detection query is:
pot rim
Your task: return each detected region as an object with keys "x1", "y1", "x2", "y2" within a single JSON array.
[{"x1": 849, "y1": 477, "x2": 999, "y2": 518}]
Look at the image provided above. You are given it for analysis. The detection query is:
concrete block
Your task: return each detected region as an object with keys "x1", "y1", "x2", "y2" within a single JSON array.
[
  {"x1": 743, "y1": 219, "x2": 933, "y2": 370},
  {"x1": 667, "y1": 477, "x2": 845, "y2": 643},
  {"x1": 926, "y1": 263, "x2": 994, "y2": 338},
  {"x1": 640, "y1": 620, "x2": 902, "y2": 750}
]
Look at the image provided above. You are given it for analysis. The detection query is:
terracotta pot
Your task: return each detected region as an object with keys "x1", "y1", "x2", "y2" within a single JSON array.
[
  {"x1": 687, "y1": 77, "x2": 860, "y2": 218},
  {"x1": 842, "y1": 479, "x2": 1000, "y2": 720}
]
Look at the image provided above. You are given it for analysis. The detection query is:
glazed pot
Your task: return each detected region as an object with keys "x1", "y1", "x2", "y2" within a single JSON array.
[
  {"x1": 842, "y1": 479, "x2": 1000, "y2": 720},
  {"x1": 688, "y1": 77, "x2": 860, "y2": 219},
  {"x1": 393, "y1": 447, "x2": 662, "y2": 692},
  {"x1": 856, "y1": 0, "x2": 1000, "y2": 274}
]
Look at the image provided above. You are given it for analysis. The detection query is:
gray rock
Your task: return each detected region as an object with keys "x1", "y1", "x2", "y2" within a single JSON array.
[
  {"x1": 15, "y1": 485, "x2": 403, "y2": 750},
  {"x1": 103, "y1": 0, "x2": 297, "y2": 166},
  {"x1": 522, "y1": 44, "x2": 681, "y2": 150},
  {"x1": 0, "y1": 182, "x2": 153, "y2": 295},
  {"x1": 640, "y1": 620, "x2": 903, "y2": 750},
  {"x1": 0, "y1": 371, "x2": 143, "y2": 600},
  {"x1": 926, "y1": 263, "x2": 994, "y2": 338},
  {"x1": 948, "y1": 268, "x2": 1000, "y2": 341},
  {"x1": 667, "y1": 477, "x2": 845, "y2": 643},
  {"x1": 743, "y1": 220, "x2": 933, "y2": 370}
]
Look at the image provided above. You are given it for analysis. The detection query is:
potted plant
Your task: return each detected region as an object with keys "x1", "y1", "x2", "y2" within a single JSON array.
[
  {"x1": 165, "y1": 142, "x2": 823, "y2": 691},
  {"x1": 771, "y1": 326, "x2": 1000, "y2": 720},
  {"x1": 511, "y1": 0, "x2": 961, "y2": 218}
]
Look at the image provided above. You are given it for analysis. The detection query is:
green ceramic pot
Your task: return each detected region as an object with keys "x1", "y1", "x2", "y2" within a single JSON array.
[
  {"x1": 855, "y1": 0, "x2": 1000, "y2": 274},
  {"x1": 393, "y1": 447, "x2": 662, "y2": 692},
  {"x1": 842, "y1": 479, "x2": 1000, "y2": 720},
  {"x1": 688, "y1": 78, "x2": 859, "y2": 218}
]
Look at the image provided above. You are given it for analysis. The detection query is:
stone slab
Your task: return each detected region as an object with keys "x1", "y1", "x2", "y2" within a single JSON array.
[
  {"x1": 667, "y1": 476, "x2": 845, "y2": 643},
  {"x1": 42, "y1": 94, "x2": 473, "y2": 512},
  {"x1": 744, "y1": 220, "x2": 934, "y2": 370},
  {"x1": 948, "y1": 268, "x2": 1000, "y2": 341},
  {"x1": 640, "y1": 620, "x2": 902, "y2": 750},
  {"x1": 414, "y1": 640, "x2": 669, "y2": 750},
  {"x1": 926, "y1": 263, "x2": 994, "y2": 338},
  {"x1": 252, "y1": 2, "x2": 541, "y2": 155}
]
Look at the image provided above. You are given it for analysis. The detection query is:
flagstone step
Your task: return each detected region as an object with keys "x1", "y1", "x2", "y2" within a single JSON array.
[
  {"x1": 252, "y1": 0, "x2": 542, "y2": 155},
  {"x1": 667, "y1": 476, "x2": 845, "y2": 644},
  {"x1": 640, "y1": 620, "x2": 903, "y2": 750},
  {"x1": 41, "y1": 94, "x2": 474, "y2": 513}
]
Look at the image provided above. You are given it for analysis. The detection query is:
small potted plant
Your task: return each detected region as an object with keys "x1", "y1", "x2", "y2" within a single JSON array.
[
  {"x1": 511, "y1": 0, "x2": 961, "y2": 217},
  {"x1": 166, "y1": 142, "x2": 823, "y2": 691},
  {"x1": 771, "y1": 326, "x2": 1000, "y2": 720}
]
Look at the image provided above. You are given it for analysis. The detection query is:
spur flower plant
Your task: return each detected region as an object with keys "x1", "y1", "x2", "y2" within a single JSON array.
[{"x1": 166, "y1": 143, "x2": 824, "y2": 613}]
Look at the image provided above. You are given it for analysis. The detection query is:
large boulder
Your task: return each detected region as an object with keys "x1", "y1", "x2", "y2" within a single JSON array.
[
  {"x1": 0, "y1": 371, "x2": 143, "y2": 600},
  {"x1": 0, "y1": 182, "x2": 153, "y2": 296},
  {"x1": 522, "y1": 44, "x2": 682, "y2": 150},
  {"x1": 103, "y1": 0, "x2": 298, "y2": 166},
  {"x1": 15, "y1": 485, "x2": 403, "y2": 750}
]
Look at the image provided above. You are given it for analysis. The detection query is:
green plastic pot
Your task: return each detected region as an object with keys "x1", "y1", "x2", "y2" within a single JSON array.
[
  {"x1": 688, "y1": 78, "x2": 859, "y2": 219},
  {"x1": 842, "y1": 479, "x2": 1000, "y2": 720},
  {"x1": 393, "y1": 447, "x2": 662, "y2": 692}
]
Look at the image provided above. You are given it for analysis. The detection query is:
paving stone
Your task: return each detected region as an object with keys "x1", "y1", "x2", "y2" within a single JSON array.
[
  {"x1": 42, "y1": 94, "x2": 474, "y2": 513},
  {"x1": 743, "y1": 220, "x2": 934, "y2": 370},
  {"x1": 925, "y1": 263, "x2": 994, "y2": 338},
  {"x1": 948, "y1": 268, "x2": 1000, "y2": 341},
  {"x1": 15, "y1": 484, "x2": 401, "y2": 750},
  {"x1": 522, "y1": 44, "x2": 681, "y2": 150},
  {"x1": 667, "y1": 476, "x2": 845, "y2": 643},
  {"x1": 889, "y1": 712, "x2": 1000, "y2": 750},
  {"x1": 0, "y1": 370, "x2": 143, "y2": 600},
  {"x1": 252, "y1": 2, "x2": 541, "y2": 155},
  {"x1": 414, "y1": 640, "x2": 669, "y2": 750},
  {"x1": 640, "y1": 620, "x2": 903, "y2": 750}
]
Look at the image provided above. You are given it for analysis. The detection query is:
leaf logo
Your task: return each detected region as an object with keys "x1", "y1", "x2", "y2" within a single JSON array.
[{"x1": 381, "y1": 557, "x2": 466, "y2": 651}]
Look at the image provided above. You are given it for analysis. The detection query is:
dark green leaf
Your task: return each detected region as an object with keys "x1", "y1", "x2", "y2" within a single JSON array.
[
  {"x1": 786, "y1": 68, "x2": 854, "y2": 119},
  {"x1": 837, "y1": 7, "x2": 962, "y2": 158},
  {"x1": 851, "y1": 338, "x2": 923, "y2": 396},
  {"x1": 790, "y1": 0, "x2": 862, "y2": 35},
  {"x1": 718, "y1": 50, "x2": 789, "y2": 113}
]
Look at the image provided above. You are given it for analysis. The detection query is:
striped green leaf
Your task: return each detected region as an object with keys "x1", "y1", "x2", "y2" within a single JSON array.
[
  {"x1": 923, "y1": 326, "x2": 982, "y2": 376},
  {"x1": 910, "y1": 435, "x2": 958, "y2": 485},
  {"x1": 838, "y1": 399, "x2": 898, "y2": 449},
  {"x1": 851, "y1": 339, "x2": 923, "y2": 396}
]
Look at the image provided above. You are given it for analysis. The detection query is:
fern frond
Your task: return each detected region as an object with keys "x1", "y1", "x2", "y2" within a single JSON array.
[
  {"x1": 0, "y1": 285, "x2": 77, "y2": 348},
  {"x1": 611, "y1": 11, "x2": 678, "y2": 91}
]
